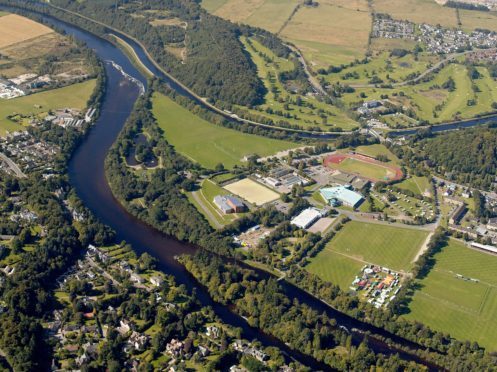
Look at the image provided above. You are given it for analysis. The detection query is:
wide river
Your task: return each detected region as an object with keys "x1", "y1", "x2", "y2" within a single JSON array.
[{"x1": 2, "y1": 5, "x2": 444, "y2": 370}]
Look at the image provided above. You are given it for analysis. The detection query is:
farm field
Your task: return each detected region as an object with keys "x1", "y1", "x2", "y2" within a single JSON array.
[
  {"x1": 209, "y1": 0, "x2": 299, "y2": 33},
  {"x1": 371, "y1": 0, "x2": 458, "y2": 28},
  {"x1": 239, "y1": 36, "x2": 358, "y2": 131},
  {"x1": 151, "y1": 93, "x2": 298, "y2": 169},
  {"x1": 0, "y1": 14, "x2": 54, "y2": 48},
  {"x1": 306, "y1": 221, "x2": 428, "y2": 288},
  {"x1": 459, "y1": 9, "x2": 497, "y2": 33},
  {"x1": 224, "y1": 178, "x2": 280, "y2": 206},
  {"x1": 280, "y1": 1, "x2": 371, "y2": 66},
  {"x1": 0, "y1": 80, "x2": 97, "y2": 136},
  {"x1": 405, "y1": 239, "x2": 497, "y2": 351}
]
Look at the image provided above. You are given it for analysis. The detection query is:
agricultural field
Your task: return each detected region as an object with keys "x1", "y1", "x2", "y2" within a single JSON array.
[
  {"x1": 224, "y1": 178, "x2": 280, "y2": 206},
  {"x1": 459, "y1": 9, "x2": 497, "y2": 32},
  {"x1": 306, "y1": 221, "x2": 428, "y2": 288},
  {"x1": 371, "y1": 0, "x2": 459, "y2": 28},
  {"x1": 0, "y1": 80, "x2": 97, "y2": 136},
  {"x1": 151, "y1": 93, "x2": 298, "y2": 169},
  {"x1": 405, "y1": 239, "x2": 497, "y2": 351},
  {"x1": 238, "y1": 36, "x2": 358, "y2": 131},
  {"x1": 280, "y1": 1, "x2": 371, "y2": 66},
  {"x1": 0, "y1": 14, "x2": 53, "y2": 48}
]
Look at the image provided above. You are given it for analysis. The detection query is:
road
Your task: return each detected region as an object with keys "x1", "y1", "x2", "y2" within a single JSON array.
[
  {"x1": 285, "y1": 43, "x2": 329, "y2": 96},
  {"x1": 349, "y1": 49, "x2": 483, "y2": 89},
  {"x1": 0, "y1": 152, "x2": 26, "y2": 178}
]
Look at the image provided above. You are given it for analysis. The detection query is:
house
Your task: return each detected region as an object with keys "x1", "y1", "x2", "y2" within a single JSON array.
[
  {"x1": 449, "y1": 203, "x2": 467, "y2": 225},
  {"x1": 213, "y1": 195, "x2": 246, "y2": 214},
  {"x1": 150, "y1": 275, "x2": 164, "y2": 287},
  {"x1": 363, "y1": 100, "x2": 382, "y2": 109},
  {"x1": 165, "y1": 338, "x2": 184, "y2": 357},
  {"x1": 126, "y1": 331, "x2": 149, "y2": 352},
  {"x1": 291, "y1": 208, "x2": 322, "y2": 229},
  {"x1": 206, "y1": 325, "x2": 220, "y2": 338},
  {"x1": 320, "y1": 186, "x2": 364, "y2": 208},
  {"x1": 487, "y1": 217, "x2": 497, "y2": 231}
]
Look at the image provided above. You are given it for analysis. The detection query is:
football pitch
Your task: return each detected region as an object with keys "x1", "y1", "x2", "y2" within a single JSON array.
[
  {"x1": 404, "y1": 239, "x2": 497, "y2": 351},
  {"x1": 306, "y1": 221, "x2": 428, "y2": 289}
]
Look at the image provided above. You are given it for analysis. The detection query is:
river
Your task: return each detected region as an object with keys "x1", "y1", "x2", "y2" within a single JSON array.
[{"x1": 2, "y1": 5, "x2": 444, "y2": 370}]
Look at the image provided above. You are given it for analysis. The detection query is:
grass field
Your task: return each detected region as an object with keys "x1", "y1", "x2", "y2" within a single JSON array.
[
  {"x1": 342, "y1": 62, "x2": 497, "y2": 124},
  {"x1": 187, "y1": 179, "x2": 239, "y2": 227},
  {"x1": 224, "y1": 178, "x2": 279, "y2": 206},
  {"x1": 405, "y1": 239, "x2": 497, "y2": 351},
  {"x1": 239, "y1": 36, "x2": 358, "y2": 131},
  {"x1": 396, "y1": 176, "x2": 431, "y2": 196},
  {"x1": 307, "y1": 221, "x2": 428, "y2": 288},
  {"x1": 353, "y1": 144, "x2": 400, "y2": 165},
  {"x1": 151, "y1": 93, "x2": 298, "y2": 169},
  {"x1": 0, "y1": 14, "x2": 53, "y2": 48},
  {"x1": 0, "y1": 80, "x2": 97, "y2": 136}
]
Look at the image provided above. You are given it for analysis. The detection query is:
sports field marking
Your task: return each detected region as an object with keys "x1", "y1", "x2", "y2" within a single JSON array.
[{"x1": 0, "y1": 14, "x2": 54, "y2": 49}]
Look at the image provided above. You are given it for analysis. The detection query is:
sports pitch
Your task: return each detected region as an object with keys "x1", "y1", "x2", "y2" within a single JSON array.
[
  {"x1": 324, "y1": 153, "x2": 403, "y2": 182},
  {"x1": 306, "y1": 221, "x2": 428, "y2": 288},
  {"x1": 224, "y1": 178, "x2": 279, "y2": 206},
  {"x1": 405, "y1": 239, "x2": 497, "y2": 351}
]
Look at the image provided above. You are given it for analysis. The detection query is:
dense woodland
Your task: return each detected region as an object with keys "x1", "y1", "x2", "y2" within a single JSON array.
[
  {"x1": 180, "y1": 252, "x2": 426, "y2": 371},
  {"x1": 40, "y1": 0, "x2": 273, "y2": 107},
  {"x1": 400, "y1": 126, "x2": 497, "y2": 190}
]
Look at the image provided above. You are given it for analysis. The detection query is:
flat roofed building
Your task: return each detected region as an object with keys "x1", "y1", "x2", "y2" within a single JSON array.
[
  {"x1": 320, "y1": 186, "x2": 364, "y2": 208},
  {"x1": 213, "y1": 195, "x2": 245, "y2": 214},
  {"x1": 291, "y1": 207, "x2": 322, "y2": 229}
]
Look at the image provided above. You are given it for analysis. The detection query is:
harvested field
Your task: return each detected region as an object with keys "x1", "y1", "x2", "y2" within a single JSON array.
[
  {"x1": 215, "y1": 0, "x2": 266, "y2": 22},
  {"x1": 0, "y1": 14, "x2": 53, "y2": 49},
  {"x1": 224, "y1": 178, "x2": 279, "y2": 206}
]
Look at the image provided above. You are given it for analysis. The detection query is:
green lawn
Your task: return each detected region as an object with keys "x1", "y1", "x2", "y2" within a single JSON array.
[
  {"x1": 186, "y1": 180, "x2": 238, "y2": 227},
  {"x1": 306, "y1": 221, "x2": 428, "y2": 288},
  {"x1": 396, "y1": 176, "x2": 431, "y2": 196},
  {"x1": 405, "y1": 239, "x2": 497, "y2": 351},
  {"x1": 152, "y1": 93, "x2": 298, "y2": 169},
  {"x1": 354, "y1": 144, "x2": 400, "y2": 165},
  {"x1": 0, "y1": 80, "x2": 97, "y2": 136},
  {"x1": 307, "y1": 250, "x2": 364, "y2": 290}
]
